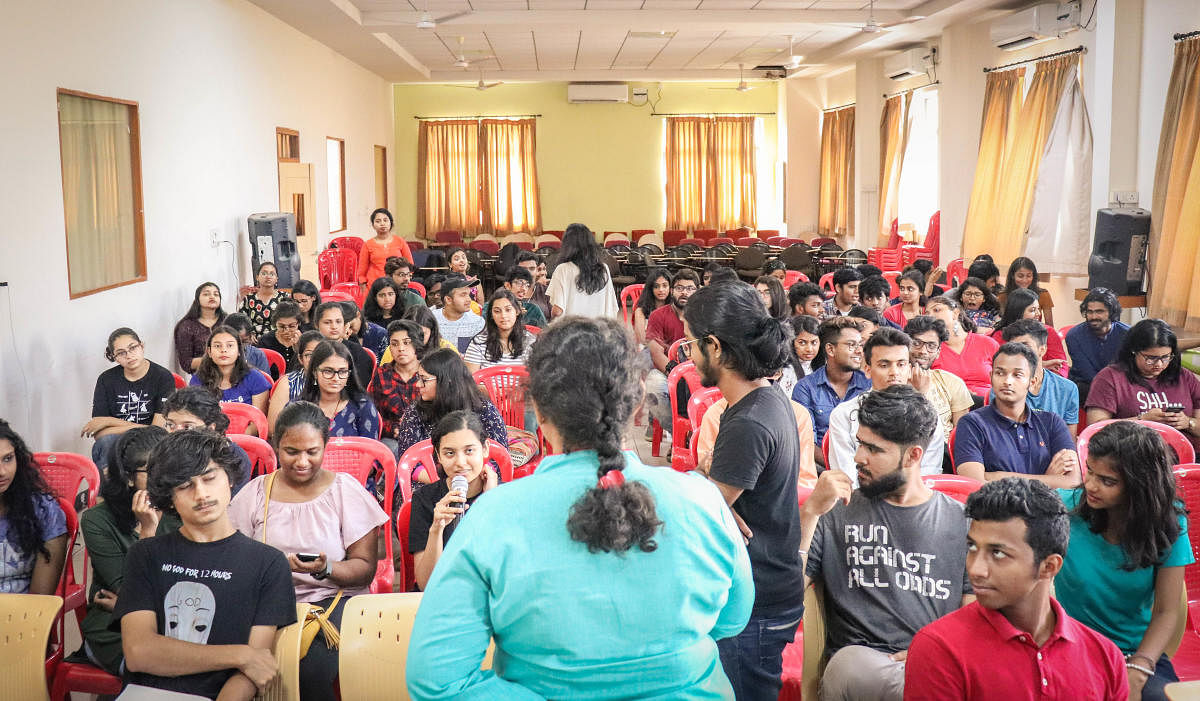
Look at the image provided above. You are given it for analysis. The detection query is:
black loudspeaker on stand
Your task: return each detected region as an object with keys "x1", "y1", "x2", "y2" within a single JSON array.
[
  {"x1": 1088, "y1": 208, "x2": 1149, "y2": 296},
  {"x1": 247, "y1": 213, "x2": 302, "y2": 289}
]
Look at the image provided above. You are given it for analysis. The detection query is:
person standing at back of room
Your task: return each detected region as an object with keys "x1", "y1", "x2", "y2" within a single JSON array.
[
  {"x1": 357, "y1": 208, "x2": 414, "y2": 291},
  {"x1": 684, "y1": 281, "x2": 803, "y2": 700},
  {"x1": 547, "y1": 223, "x2": 618, "y2": 320}
]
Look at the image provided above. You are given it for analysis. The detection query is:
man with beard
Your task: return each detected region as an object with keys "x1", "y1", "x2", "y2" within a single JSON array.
[
  {"x1": 1064, "y1": 287, "x2": 1128, "y2": 403},
  {"x1": 644, "y1": 269, "x2": 701, "y2": 433},
  {"x1": 826, "y1": 328, "x2": 944, "y2": 482},
  {"x1": 953, "y1": 343, "x2": 1079, "y2": 489},
  {"x1": 799, "y1": 386, "x2": 973, "y2": 701},
  {"x1": 904, "y1": 315, "x2": 972, "y2": 467},
  {"x1": 684, "y1": 282, "x2": 802, "y2": 700}
]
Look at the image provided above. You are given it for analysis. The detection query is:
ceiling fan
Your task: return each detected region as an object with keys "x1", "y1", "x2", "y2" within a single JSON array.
[
  {"x1": 834, "y1": 0, "x2": 925, "y2": 34},
  {"x1": 451, "y1": 36, "x2": 495, "y2": 69},
  {"x1": 710, "y1": 64, "x2": 754, "y2": 92},
  {"x1": 451, "y1": 67, "x2": 503, "y2": 91},
  {"x1": 415, "y1": 0, "x2": 471, "y2": 29}
]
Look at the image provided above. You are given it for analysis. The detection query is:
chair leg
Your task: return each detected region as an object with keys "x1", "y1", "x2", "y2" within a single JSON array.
[{"x1": 651, "y1": 420, "x2": 663, "y2": 457}]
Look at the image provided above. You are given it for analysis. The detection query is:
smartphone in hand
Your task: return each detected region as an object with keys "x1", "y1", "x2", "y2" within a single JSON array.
[{"x1": 296, "y1": 552, "x2": 321, "y2": 562}]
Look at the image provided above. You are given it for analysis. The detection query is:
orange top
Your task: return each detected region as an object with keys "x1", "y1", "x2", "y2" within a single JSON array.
[{"x1": 357, "y1": 236, "x2": 414, "y2": 284}]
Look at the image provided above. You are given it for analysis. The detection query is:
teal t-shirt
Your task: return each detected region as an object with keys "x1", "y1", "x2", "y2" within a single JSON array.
[{"x1": 1054, "y1": 488, "x2": 1194, "y2": 653}]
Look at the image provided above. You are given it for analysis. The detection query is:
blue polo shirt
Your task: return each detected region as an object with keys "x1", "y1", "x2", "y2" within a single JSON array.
[
  {"x1": 990, "y1": 369, "x2": 1080, "y2": 425},
  {"x1": 1066, "y1": 321, "x2": 1129, "y2": 384},
  {"x1": 953, "y1": 405, "x2": 1075, "y2": 475},
  {"x1": 791, "y1": 366, "x2": 872, "y2": 445}
]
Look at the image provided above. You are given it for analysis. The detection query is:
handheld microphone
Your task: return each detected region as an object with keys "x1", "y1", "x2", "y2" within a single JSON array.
[{"x1": 450, "y1": 474, "x2": 469, "y2": 528}]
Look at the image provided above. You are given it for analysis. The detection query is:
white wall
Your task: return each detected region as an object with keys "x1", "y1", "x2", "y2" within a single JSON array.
[{"x1": 0, "y1": 0, "x2": 393, "y2": 452}]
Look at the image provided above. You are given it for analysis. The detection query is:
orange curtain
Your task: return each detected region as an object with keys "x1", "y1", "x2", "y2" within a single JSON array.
[
  {"x1": 878, "y1": 93, "x2": 912, "y2": 247},
  {"x1": 961, "y1": 67, "x2": 1026, "y2": 258},
  {"x1": 1150, "y1": 37, "x2": 1200, "y2": 331},
  {"x1": 480, "y1": 118, "x2": 542, "y2": 234},
  {"x1": 417, "y1": 119, "x2": 481, "y2": 236},
  {"x1": 818, "y1": 106, "x2": 855, "y2": 239},
  {"x1": 665, "y1": 116, "x2": 757, "y2": 231}
]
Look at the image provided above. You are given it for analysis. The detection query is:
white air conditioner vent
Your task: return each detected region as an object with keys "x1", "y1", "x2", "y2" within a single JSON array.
[
  {"x1": 567, "y1": 83, "x2": 629, "y2": 103},
  {"x1": 883, "y1": 47, "x2": 933, "y2": 81},
  {"x1": 990, "y1": 2, "x2": 1080, "y2": 51}
]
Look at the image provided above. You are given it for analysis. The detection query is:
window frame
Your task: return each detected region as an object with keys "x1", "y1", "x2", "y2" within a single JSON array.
[
  {"x1": 56, "y1": 88, "x2": 148, "y2": 299},
  {"x1": 327, "y1": 136, "x2": 347, "y2": 234},
  {"x1": 374, "y1": 144, "x2": 388, "y2": 209}
]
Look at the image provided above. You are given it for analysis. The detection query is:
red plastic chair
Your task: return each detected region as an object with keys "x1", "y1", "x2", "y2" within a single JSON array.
[
  {"x1": 925, "y1": 210, "x2": 941, "y2": 264},
  {"x1": 363, "y1": 348, "x2": 378, "y2": 381},
  {"x1": 1058, "y1": 324, "x2": 1076, "y2": 339},
  {"x1": 317, "y1": 248, "x2": 357, "y2": 288},
  {"x1": 525, "y1": 324, "x2": 541, "y2": 336},
  {"x1": 818, "y1": 272, "x2": 835, "y2": 295},
  {"x1": 782, "y1": 270, "x2": 809, "y2": 287},
  {"x1": 229, "y1": 433, "x2": 277, "y2": 477},
  {"x1": 686, "y1": 386, "x2": 724, "y2": 460},
  {"x1": 33, "y1": 453, "x2": 101, "y2": 509},
  {"x1": 408, "y1": 281, "x2": 426, "y2": 298},
  {"x1": 324, "y1": 436, "x2": 404, "y2": 593},
  {"x1": 821, "y1": 431, "x2": 831, "y2": 468},
  {"x1": 923, "y1": 474, "x2": 983, "y2": 503},
  {"x1": 811, "y1": 237, "x2": 837, "y2": 247},
  {"x1": 331, "y1": 281, "x2": 363, "y2": 307},
  {"x1": 473, "y1": 365, "x2": 529, "y2": 429},
  {"x1": 434, "y1": 230, "x2": 463, "y2": 243},
  {"x1": 329, "y1": 235, "x2": 364, "y2": 256},
  {"x1": 948, "y1": 426, "x2": 958, "y2": 472},
  {"x1": 395, "y1": 500, "x2": 417, "y2": 592},
  {"x1": 873, "y1": 248, "x2": 902, "y2": 271},
  {"x1": 1079, "y1": 419, "x2": 1195, "y2": 466},
  {"x1": 45, "y1": 496, "x2": 81, "y2": 683},
  {"x1": 260, "y1": 348, "x2": 286, "y2": 380},
  {"x1": 620, "y1": 283, "x2": 644, "y2": 326},
  {"x1": 667, "y1": 362, "x2": 705, "y2": 472},
  {"x1": 710, "y1": 237, "x2": 735, "y2": 246},
  {"x1": 319, "y1": 289, "x2": 354, "y2": 304},
  {"x1": 679, "y1": 237, "x2": 705, "y2": 247},
  {"x1": 398, "y1": 438, "x2": 514, "y2": 486},
  {"x1": 220, "y1": 401, "x2": 270, "y2": 440},
  {"x1": 1173, "y1": 465, "x2": 1200, "y2": 640},
  {"x1": 736, "y1": 237, "x2": 759, "y2": 247},
  {"x1": 663, "y1": 229, "x2": 687, "y2": 247},
  {"x1": 882, "y1": 270, "x2": 902, "y2": 298},
  {"x1": 946, "y1": 257, "x2": 967, "y2": 288},
  {"x1": 172, "y1": 372, "x2": 186, "y2": 389},
  {"x1": 469, "y1": 239, "x2": 500, "y2": 256}
]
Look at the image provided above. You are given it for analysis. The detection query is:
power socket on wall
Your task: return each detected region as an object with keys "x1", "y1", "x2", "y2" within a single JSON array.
[
  {"x1": 1109, "y1": 191, "x2": 1139, "y2": 207},
  {"x1": 209, "y1": 228, "x2": 221, "y2": 248}
]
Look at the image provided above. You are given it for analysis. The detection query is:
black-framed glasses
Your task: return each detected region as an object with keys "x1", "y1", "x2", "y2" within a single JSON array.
[
  {"x1": 416, "y1": 373, "x2": 437, "y2": 386},
  {"x1": 317, "y1": 367, "x2": 352, "y2": 380},
  {"x1": 673, "y1": 285, "x2": 698, "y2": 294},
  {"x1": 1137, "y1": 351, "x2": 1174, "y2": 366},
  {"x1": 911, "y1": 340, "x2": 940, "y2": 352},
  {"x1": 113, "y1": 343, "x2": 143, "y2": 360}
]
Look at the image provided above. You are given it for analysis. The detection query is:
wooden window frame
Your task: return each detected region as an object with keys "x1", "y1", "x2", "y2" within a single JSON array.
[
  {"x1": 56, "y1": 88, "x2": 147, "y2": 299},
  {"x1": 277, "y1": 127, "x2": 300, "y2": 163},
  {"x1": 374, "y1": 144, "x2": 388, "y2": 209},
  {"x1": 327, "y1": 136, "x2": 346, "y2": 234}
]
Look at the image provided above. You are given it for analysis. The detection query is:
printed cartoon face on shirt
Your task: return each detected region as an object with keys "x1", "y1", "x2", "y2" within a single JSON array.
[{"x1": 165, "y1": 580, "x2": 216, "y2": 643}]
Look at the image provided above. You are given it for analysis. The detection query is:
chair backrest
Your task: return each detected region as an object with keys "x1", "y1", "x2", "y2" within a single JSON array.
[
  {"x1": 406, "y1": 239, "x2": 424, "y2": 252},
  {"x1": 229, "y1": 434, "x2": 277, "y2": 477},
  {"x1": 818, "y1": 272, "x2": 835, "y2": 294},
  {"x1": 525, "y1": 324, "x2": 541, "y2": 336},
  {"x1": 331, "y1": 281, "x2": 363, "y2": 307},
  {"x1": 923, "y1": 474, "x2": 983, "y2": 503},
  {"x1": 679, "y1": 237, "x2": 704, "y2": 247},
  {"x1": 686, "y1": 386, "x2": 723, "y2": 432},
  {"x1": 710, "y1": 237, "x2": 735, "y2": 246},
  {"x1": 324, "y1": 436, "x2": 402, "y2": 593},
  {"x1": 261, "y1": 603, "x2": 311, "y2": 701},
  {"x1": 172, "y1": 372, "x2": 187, "y2": 389},
  {"x1": 736, "y1": 236, "x2": 759, "y2": 247},
  {"x1": 260, "y1": 348, "x2": 287, "y2": 380},
  {"x1": 317, "y1": 248, "x2": 357, "y2": 287},
  {"x1": 1174, "y1": 464, "x2": 1200, "y2": 613},
  {"x1": 434, "y1": 230, "x2": 463, "y2": 243},
  {"x1": 882, "y1": 270, "x2": 902, "y2": 298},
  {"x1": 363, "y1": 347, "x2": 378, "y2": 382},
  {"x1": 946, "y1": 257, "x2": 967, "y2": 288},
  {"x1": 533, "y1": 234, "x2": 561, "y2": 249},
  {"x1": 821, "y1": 431, "x2": 831, "y2": 468},
  {"x1": 319, "y1": 289, "x2": 354, "y2": 304},
  {"x1": 395, "y1": 501, "x2": 416, "y2": 593},
  {"x1": 398, "y1": 438, "x2": 514, "y2": 487},
  {"x1": 811, "y1": 237, "x2": 836, "y2": 247},
  {"x1": 33, "y1": 453, "x2": 101, "y2": 508},
  {"x1": 925, "y1": 210, "x2": 941, "y2": 263},
  {"x1": 338, "y1": 593, "x2": 423, "y2": 700},
  {"x1": 328, "y1": 236, "x2": 364, "y2": 256},
  {"x1": 666, "y1": 338, "x2": 691, "y2": 365},
  {"x1": 1058, "y1": 324, "x2": 1076, "y2": 338},
  {"x1": 948, "y1": 425, "x2": 958, "y2": 472},
  {"x1": 0, "y1": 593, "x2": 62, "y2": 700},
  {"x1": 619, "y1": 284, "x2": 644, "y2": 326},
  {"x1": 782, "y1": 270, "x2": 808, "y2": 287},
  {"x1": 408, "y1": 281, "x2": 426, "y2": 298},
  {"x1": 221, "y1": 401, "x2": 270, "y2": 440},
  {"x1": 694, "y1": 228, "x2": 718, "y2": 241},
  {"x1": 473, "y1": 365, "x2": 529, "y2": 428},
  {"x1": 1079, "y1": 419, "x2": 1195, "y2": 466},
  {"x1": 469, "y1": 239, "x2": 500, "y2": 256}
]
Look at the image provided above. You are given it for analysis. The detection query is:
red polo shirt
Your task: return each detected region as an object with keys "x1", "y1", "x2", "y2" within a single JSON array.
[{"x1": 904, "y1": 599, "x2": 1127, "y2": 700}]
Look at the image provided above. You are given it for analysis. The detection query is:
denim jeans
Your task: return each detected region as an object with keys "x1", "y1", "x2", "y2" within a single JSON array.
[
  {"x1": 91, "y1": 432, "x2": 122, "y2": 476},
  {"x1": 1141, "y1": 654, "x2": 1179, "y2": 701},
  {"x1": 717, "y1": 601, "x2": 804, "y2": 701}
]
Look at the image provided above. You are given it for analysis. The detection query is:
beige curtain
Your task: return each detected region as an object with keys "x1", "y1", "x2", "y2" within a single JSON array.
[
  {"x1": 1150, "y1": 37, "x2": 1200, "y2": 331},
  {"x1": 818, "y1": 106, "x2": 855, "y2": 239},
  {"x1": 418, "y1": 119, "x2": 481, "y2": 236},
  {"x1": 480, "y1": 119, "x2": 542, "y2": 234},
  {"x1": 878, "y1": 93, "x2": 912, "y2": 247},
  {"x1": 58, "y1": 93, "x2": 142, "y2": 296},
  {"x1": 962, "y1": 68, "x2": 1026, "y2": 258},
  {"x1": 665, "y1": 116, "x2": 756, "y2": 230}
]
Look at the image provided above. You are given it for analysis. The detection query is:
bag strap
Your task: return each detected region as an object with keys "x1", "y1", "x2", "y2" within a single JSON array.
[{"x1": 260, "y1": 471, "x2": 278, "y2": 544}]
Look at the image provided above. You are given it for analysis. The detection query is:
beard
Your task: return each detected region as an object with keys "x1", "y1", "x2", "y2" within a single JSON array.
[{"x1": 858, "y1": 461, "x2": 907, "y2": 499}]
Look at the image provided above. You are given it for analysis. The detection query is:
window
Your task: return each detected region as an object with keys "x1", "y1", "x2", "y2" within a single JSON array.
[
  {"x1": 277, "y1": 127, "x2": 299, "y2": 162},
  {"x1": 896, "y1": 89, "x2": 939, "y2": 238},
  {"x1": 57, "y1": 89, "x2": 147, "y2": 298},
  {"x1": 374, "y1": 145, "x2": 388, "y2": 208},
  {"x1": 327, "y1": 137, "x2": 346, "y2": 233}
]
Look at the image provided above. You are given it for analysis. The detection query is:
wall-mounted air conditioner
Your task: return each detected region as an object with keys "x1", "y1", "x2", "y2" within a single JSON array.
[
  {"x1": 990, "y1": 2, "x2": 1080, "y2": 51},
  {"x1": 883, "y1": 47, "x2": 934, "y2": 81},
  {"x1": 567, "y1": 83, "x2": 629, "y2": 104}
]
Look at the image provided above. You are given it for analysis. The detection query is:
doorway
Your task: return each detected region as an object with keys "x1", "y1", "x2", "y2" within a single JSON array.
[{"x1": 279, "y1": 162, "x2": 316, "y2": 278}]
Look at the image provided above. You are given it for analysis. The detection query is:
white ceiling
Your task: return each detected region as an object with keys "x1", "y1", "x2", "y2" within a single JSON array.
[{"x1": 247, "y1": 0, "x2": 1020, "y2": 82}]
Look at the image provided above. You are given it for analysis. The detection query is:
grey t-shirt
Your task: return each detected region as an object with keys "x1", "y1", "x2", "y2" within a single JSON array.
[{"x1": 806, "y1": 490, "x2": 971, "y2": 656}]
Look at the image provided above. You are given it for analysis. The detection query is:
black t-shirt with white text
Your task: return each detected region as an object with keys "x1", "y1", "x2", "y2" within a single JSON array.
[
  {"x1": 91, "y1": 362, "x2": 176, "y2": 423},
  {"x1": 709, "y1": 384, "x2": 804, "y2": 617},
  {"x1": 113, "y1": 530, "x2": 296, "y2": 699}
]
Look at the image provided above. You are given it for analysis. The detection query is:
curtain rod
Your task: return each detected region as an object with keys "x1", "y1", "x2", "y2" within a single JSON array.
[
  {"x1": 883, "y1": 80, "x2": 940, "y2": 99},
  {"x1": 651, "y1": 111, "x2": 775, "y2": 117},
  {"x1": 1176, "y1": 30, "x2": 1200, "y2": 41},
  {"x1": 822, "y1": 102, "x2": 855, "y2": 112},
  {"x1": 983, "y1": 45, "x2": 1086, "y2": 73},
  {"x1": 413, "y1": 114, "x2": 541, "y2": 120}
]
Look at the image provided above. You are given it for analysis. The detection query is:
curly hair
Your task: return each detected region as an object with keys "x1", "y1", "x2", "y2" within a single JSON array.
[
  {"x1": 163, "y1": 387, "x2": 230, "y2": 434},
  {"x1": 99, "y1": 426, "x2": 168, "y2": 535},
  {"x1": 1079, "y1": 287, "x2": 1122, "y2": 322},
  {"x1": 528, "y1": 317, "x2": 662, "y2": 554},
  {"x1": 146, "y1": 430, "x2": 243, "y2": 513},
  {"x1": 952, "y1": 277, "x2": 1001, "y2": 313},
  {"x1": 1075, "y1": 420, "x2": 1185, "y2": 570},
  {"x1": 0, "y1": 420, "x2": 56, "y2": 560},
  {"x1": 927, "y1": 295, "x2": 977, "y2": 334},
  {"x1": 193, "y1": 326, "x2": 253, "y2": 398},
  {"x1": 965, "y1": 478, "x2": 1069, "y2": 566}
]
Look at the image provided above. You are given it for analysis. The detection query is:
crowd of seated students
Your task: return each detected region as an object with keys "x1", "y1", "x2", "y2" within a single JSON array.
[{"x1": 12, "y1": 237, "x2": 1200, "y2": 701}]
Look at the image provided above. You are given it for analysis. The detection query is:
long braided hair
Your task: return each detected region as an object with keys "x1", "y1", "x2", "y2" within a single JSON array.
[{"x1": 527, "y1": 317, "x2": 662, "y2": 554}]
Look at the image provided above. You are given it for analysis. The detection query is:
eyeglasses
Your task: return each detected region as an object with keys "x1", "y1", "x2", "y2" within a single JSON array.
[
  {"x1": 673, "y1": 285, "x2": 698, "y2": 294},
  {"x1": 509, "y1": 280, "x2": 532, "y2": 289},
  {"x1": 911, "y1": 340, "x2": 940, "y2": 352},
  {"x1": 275, "y1": 322, "x2": 300, "y2": 332},
  {"x1": 416, "y1": 374, "x2": 437, "y2": 386},
  {"x1": 839, "y1": 341, "x2": 864, "y2": 351},
  {"x1": 113, "y1": 343, "x2": 143, "y2": 360},
  {"x1": 301, "y1": 351, "x2": 315, "y2": 361},
  {"x1": 960, "y1": 290, "x2": 984, "y2": 299},
  {"x1": 317, "y1": 367, "x2": 352, "y2": 380},
  {"x1": 1137, "y1": 351, "x2": 1174, "y2": 366}
]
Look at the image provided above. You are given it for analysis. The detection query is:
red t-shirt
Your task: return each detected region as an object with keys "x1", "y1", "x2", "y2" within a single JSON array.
[
  {"x1": 932, "y1": 333, "x2": 999, "y2": 397},
  {"x1": 992, "y1": 323, "x2": 1069, "y2": 377},
  {"x1": 1086, "y1": 365, "x2": 1200, "y2": 449},
  {"x1": 904, "y1": 599, "x2": 1127, "y2": 701},
  {"x1": 646, "y1": 305, "x2": 685, "y2": 350}
]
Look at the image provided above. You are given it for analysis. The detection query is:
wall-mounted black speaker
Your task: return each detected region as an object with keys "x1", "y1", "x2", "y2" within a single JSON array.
[
  {"x1": 247, "y1": 213, "x2": 301, "y2": 289},
  {"x1": 1088, "y1": 208, "x2": 1149, "y2": 295}
]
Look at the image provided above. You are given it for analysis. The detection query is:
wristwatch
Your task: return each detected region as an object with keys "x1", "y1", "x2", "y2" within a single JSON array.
[{"x1": 312, "y1": 560, "x2": 333, "y2": 581}]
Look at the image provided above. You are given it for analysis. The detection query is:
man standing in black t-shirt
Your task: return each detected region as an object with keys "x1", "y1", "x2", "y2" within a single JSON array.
[
  {"x1": 684, "y1": 281, "x2": 803, "y2": 700},
  {"x1": 114, "y1": 430, "x2": 295, "y2": 700}
]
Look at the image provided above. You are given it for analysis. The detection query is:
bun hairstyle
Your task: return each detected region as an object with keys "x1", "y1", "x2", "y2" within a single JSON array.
[
  {"x1": 105, "y1": 327, "x2": 142, "y2": 362},
  {"x1": 273, "y1": 401, "x2": 330, "y2": 450},
  {"x1": 527, "y1": 316, "x2": 662, "y2": 554},
  {"x1": 684, "y1": 281, "x2": 794, "y2": 381}
]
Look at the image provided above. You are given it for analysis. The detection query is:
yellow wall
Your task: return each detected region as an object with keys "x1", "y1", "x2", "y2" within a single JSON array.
[{"x1": 392, "y1": 81, "x2": 780, "y2": 237}]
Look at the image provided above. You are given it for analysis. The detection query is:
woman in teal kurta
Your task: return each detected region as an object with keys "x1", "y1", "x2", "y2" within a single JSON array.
[
  {"x1": 406, "y1": 316, "x2": 753, "y2": 700},
  {"x1": 1055, "y1": 420, "x2": 1193, "y2": 701}
]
